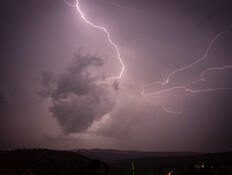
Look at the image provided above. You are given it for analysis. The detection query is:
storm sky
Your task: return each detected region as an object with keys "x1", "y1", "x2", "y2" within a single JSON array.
[{"x1": 1, "y1": 0, "x2": 232, "y2": 152}]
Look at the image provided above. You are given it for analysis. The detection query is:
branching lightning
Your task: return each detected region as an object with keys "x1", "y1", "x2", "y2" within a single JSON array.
[
  {"x1": 188, "y1": 65, "x2": 232, "y2": 85},
  {"x1": 65, "y1": 0, "x2": 125, "y2": 79},
  {"x1": 64, "y1": 0, "x2": 232, "y2": 115},
  {"x1": 142, "y1": 25, "x2": 232, "y2": 114},
  {"x1": 157, "y1": 25, "x2": 232, "y2": 85},
  {"x1": 144, "y1": 86, "x2": 232, "y2": 96}
]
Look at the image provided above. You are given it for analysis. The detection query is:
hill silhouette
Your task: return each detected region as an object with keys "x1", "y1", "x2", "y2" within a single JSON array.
[
  {"x1": 0, "y1": 148, "x2": 106, "y2": 175},
  {"x1": 73, "y1": 148, "x2": 200, "y2": 162},
  {"x1": 0, "y1": 148, "x2": 231, "y2": 175}
]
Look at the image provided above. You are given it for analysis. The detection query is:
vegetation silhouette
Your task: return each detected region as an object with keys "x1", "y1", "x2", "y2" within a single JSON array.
[{"x1": 70, "y1": 159, "x2": 108, "y2": 175}]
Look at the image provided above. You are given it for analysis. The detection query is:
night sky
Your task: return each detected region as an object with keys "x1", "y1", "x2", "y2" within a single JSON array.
[{"x1": 1, "y1": 0, "x2": 232, "y2": 152}]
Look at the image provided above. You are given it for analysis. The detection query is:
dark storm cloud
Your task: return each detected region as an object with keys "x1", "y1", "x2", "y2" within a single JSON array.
[
  {"x1": 51, "y1": 53, "x2": 104, "y2": 100},
  {"x1": 37, "y1": 53, "x2": 117, "y2": 134}
]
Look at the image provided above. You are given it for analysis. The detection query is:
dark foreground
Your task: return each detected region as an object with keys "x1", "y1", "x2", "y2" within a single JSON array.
[{"x1": 0, "y1": 148, "x2": 231, "y2": 175}]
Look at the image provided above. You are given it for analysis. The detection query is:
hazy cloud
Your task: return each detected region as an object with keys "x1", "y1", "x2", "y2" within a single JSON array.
[
  {"x1": 90, "y1": 85, "x2": 158, "y2": 138},
  {"x1": 37, "y1": 53, "x2": 117, "y2": 134}
]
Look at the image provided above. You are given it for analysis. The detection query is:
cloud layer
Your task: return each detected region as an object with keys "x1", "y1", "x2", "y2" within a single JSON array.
[{"x1": 37, "y1": 53, "x2": 117, "y2": 134}]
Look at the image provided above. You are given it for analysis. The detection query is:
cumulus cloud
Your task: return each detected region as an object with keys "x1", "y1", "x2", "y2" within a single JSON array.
[
  {"x1": 37, "y1": 52, "x2": 117, "y2": 134},
  {"x1": 37, "y1": 52, "x2": 160, "y2": 137}
]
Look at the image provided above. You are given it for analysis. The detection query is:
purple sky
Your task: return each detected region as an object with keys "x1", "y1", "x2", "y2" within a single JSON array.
[{"x1": 1, "y1": 0, "x2": 232, "y2": 152}]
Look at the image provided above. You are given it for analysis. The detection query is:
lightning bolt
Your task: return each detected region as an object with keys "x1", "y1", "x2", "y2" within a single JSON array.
[
  {"x1": 65, "y1": 0, "x2": 232, "y2": 115},
  {"x1": 143, "y1": 86, "x2": 232, "y2": 96},
  {"x1": 143, "y1": 64, "x2": 232, "y2": 97},
  {"x1": 142, "y1": 25, "x2": 232, "y2": 114},
  {"x1": 188, "y1": 65, "x2": 232, "y2": 85},
  {"x1": 161, "y1": 107, "x2": 182, "y2": 115},
  {"x1": 64, "y1": 0, "x2": 125, "y2": 79},
  {"x1": 157, "y1": 25, "x2": 232, "y2": 85}
]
